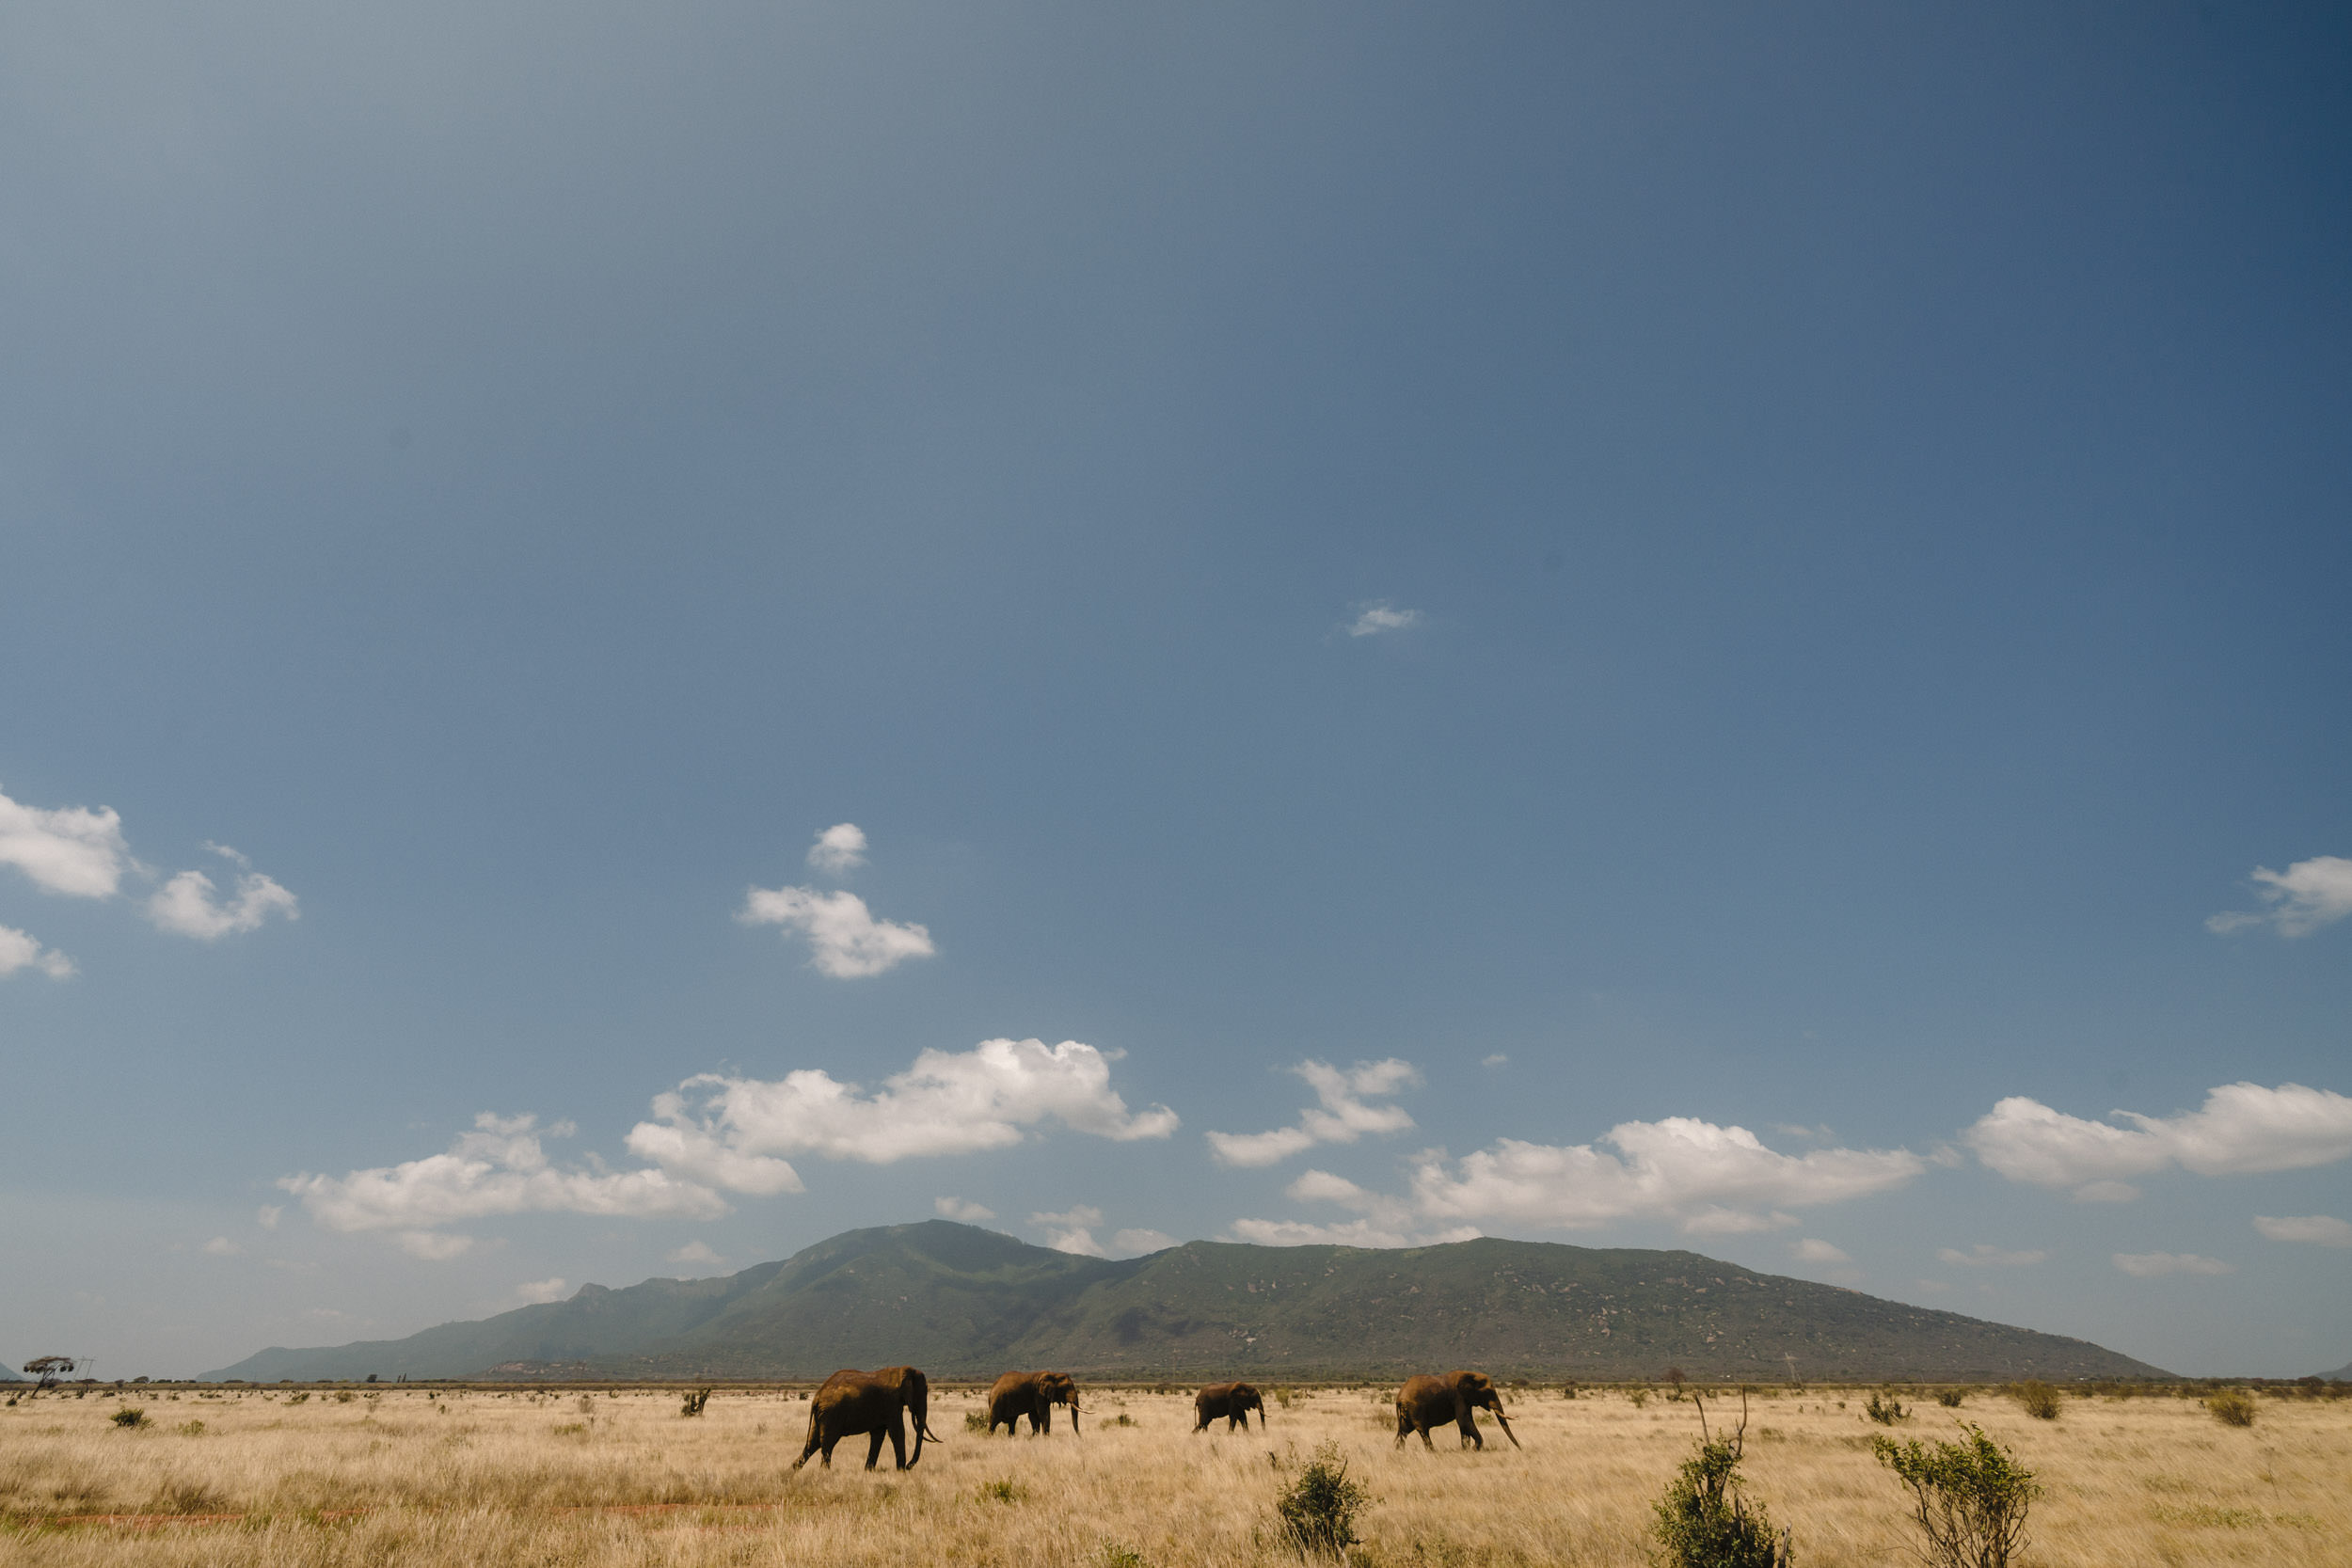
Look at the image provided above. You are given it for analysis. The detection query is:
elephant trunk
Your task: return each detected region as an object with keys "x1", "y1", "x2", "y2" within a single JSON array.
[{"x1": 1491, "y1": 1402, "x2": 1521, "y2": 1449}]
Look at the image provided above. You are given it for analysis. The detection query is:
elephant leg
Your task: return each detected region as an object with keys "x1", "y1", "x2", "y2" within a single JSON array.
[
  {"x1": 864, "y1": 1429, "x2": 886, "y2": 1470},
  {"x1": 1418, "y1": 1418, "x2": 1438, "y2": 1451},
  {"x1": 820, "y1": 1437, "x2": 838, "y2": 1467},
  {"x1": 889, "y1": 1420, "x2": 909, "y2": 1469},
  {"x1": 1394, "y1": 1407, "x2": 1410, "y2": 1448},
  {"x1": 1039, "y1": 1406, "x2": 1052, "y2": 1435}
]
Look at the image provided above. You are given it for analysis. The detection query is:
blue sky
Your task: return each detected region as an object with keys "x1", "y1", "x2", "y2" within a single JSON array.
[{"x1": 3, "y1": 2, "x2": 2347, "y2": 1379}]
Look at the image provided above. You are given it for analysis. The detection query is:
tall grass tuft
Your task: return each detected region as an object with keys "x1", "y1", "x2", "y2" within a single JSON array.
[
  {"x1": 2206, "y1": 1389, "x2": 2258, "y2": 1428},
  {"x1": 1866, "y1": 1391, "x2": 1909, "y2": 1425},
  {"x1": 2010, "y1": 1381, "x2": 2060, "y2": 1420}
]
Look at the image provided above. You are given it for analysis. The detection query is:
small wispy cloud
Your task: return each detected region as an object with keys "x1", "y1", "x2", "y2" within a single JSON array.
[
  {"x1": 2253, "y1": 1214, "x2": 2352, "y2": 1247},
  {"x1": 1113, "y1": 1227, "x2": 1178, "y2": 1255},
  {"x1": 1346, "y1": 600, "x2": 1423, "y2": 637},
  {"x1": 1206, "y1": 1059, "x2": 1419, "y2": 1167},
  {"x1": 515, "y1": 1277, "x2": 569, "y2": 1305},
  {"x1": 146, "y1": 867, "x2": 300, "y2": 940},
  {"x1": 934, "y1": 1196, "x2": 996, "y2": 1223},
  {"x1": 739, "y1": 886, "x2": 933, "y2": 977},
  {"x1": 667, "y1": 1240, "x2": 724, "y2": 1267},
  {"x1": 395, "y1": 1231, "x2": 475, "y2": 1260},
  {"x1": 2207, "y1": 855, "x2": 2352, "y2": 938},
  {"x1": 1936, "y1": 1243, "x2": 2048, "y2": 1268},
  {"x1": 1792, "y1": 1238, "x2": 1850, "y2": 1263},
  {"x1": 805, "y1": 823, "x2": 868, "y2": 877},
  {"x1": 1031, "y1": 1206, "x2": 1106, "y2": 1257},
  {"x1": 2112, "y1": 1251, "x2": 2234, "y2": 1277},
  {"x1": 201, "y1": 1235, "x2": 242, "y2": 1257},
  {"x1": 0, "y1": 925, "x2": 74, "y2": 980}
]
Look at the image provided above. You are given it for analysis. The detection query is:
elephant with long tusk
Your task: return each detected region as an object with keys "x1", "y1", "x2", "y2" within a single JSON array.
[
  {"x1": 986, "y1": 1370, "x2": 1083, "y2": 1436},
  {"x1": 1192, "y1": 1382, "x2": 1267, "y2": 1433},
  {"x1": 793, "y1": 1366, "x2": 943, "y2": 1470},
  {"x1": 1394, "y1": 1370, "x2": 1520, "y2": 1451}
]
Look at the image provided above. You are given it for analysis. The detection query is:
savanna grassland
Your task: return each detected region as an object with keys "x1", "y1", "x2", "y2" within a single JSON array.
[{"x1": 3, "y1": 1382, "x2": 2345, "y2": 1566}]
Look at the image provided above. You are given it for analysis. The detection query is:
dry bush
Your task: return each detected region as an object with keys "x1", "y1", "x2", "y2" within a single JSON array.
[
  {"x1": 2009, "y1": 1381, "x2": 2060, "y2": 1420},
  {"x1": 2206, "y1": 1389, "x2": 2258, "y2": 1428}
]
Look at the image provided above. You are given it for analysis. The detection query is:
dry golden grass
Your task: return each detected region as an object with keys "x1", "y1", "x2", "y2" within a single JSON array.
[{"x1": 3, "y1": 1384, "x2": 2344, "y2": 1566}]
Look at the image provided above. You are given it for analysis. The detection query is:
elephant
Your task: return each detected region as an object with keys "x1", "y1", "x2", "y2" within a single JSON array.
[
  {"x1": 1394, "y1": 1370, "x2": 1520, "y2": 1451},
  {"x1": 987, "y1": 1370, "x2": 1083, "y2": 1436},
  {"x1": 793, "y1": 1365, "x2": 941, "y2": 1470},
  {"x1": 1192, "y1": 1382, "x2": 1267, "y2": 1433}
]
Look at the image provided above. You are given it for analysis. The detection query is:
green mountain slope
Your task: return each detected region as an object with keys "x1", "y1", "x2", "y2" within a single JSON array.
[{"x1": 204, "y1": 1220, "x2": 2169, "y2": 1383}]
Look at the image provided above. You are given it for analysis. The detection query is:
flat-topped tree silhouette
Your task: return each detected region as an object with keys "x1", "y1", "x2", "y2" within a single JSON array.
[{"x1": 23, "y1": 1355, "x2": 77, "y2": 1390}]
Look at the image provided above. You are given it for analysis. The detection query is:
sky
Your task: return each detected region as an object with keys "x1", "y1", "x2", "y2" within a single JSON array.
[{"x1": 2, "y1": 2, "x2": 2347, "y2": 1381}]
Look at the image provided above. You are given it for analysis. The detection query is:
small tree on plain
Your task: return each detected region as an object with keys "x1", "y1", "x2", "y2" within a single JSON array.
[
  {"x1": 1872, "y1": 1424, "x2": 2037, "y2": 1568},
  {"x1": 1651, "y1": 1391, "x2": 1788, "y2": 1568}
]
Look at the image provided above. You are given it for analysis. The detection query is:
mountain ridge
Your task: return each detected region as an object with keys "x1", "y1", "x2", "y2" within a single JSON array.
[{"x1": 203, "y1": 1220, "x2": 2171, "y2": 1383}]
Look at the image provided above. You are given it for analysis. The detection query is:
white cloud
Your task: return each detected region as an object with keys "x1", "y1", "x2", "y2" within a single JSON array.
[
  {"x1": 146, "y1": 867, "x2": 300, "y2": 939},
  {"x1": 201, "y1": 1235, "x2": 242, "y2": 1257},
  {"x1": 256, "y1": 1205, "x2": 282, "y2": 1230},
  {"x1": 0, "y1": 926, "x2": 74, "y2": 979},
  {"x1": 2253, "y1": 1214, "x2": 2352, "y2": 1247},
  {"x1": 739, "y1": 885, "x2": 933, "y2": 977},
  {"x1": 1113, "y1": 1227, "x2": 1179, "y2": 1254},
  {"x1": 628, "y1": 1038, "x2": 1178, "y2": 1192},
  {"x1": 0, "y1": 787, "x2": 132, "y2": 897},
  {"x1": 1482, "y1": 1053, "x2": 1509, "y2": 1069},
  {"x1": 1207, "y1": 1059, "x2": 1420, "y2": 1167},
  {"x1": 282, "y1": 1113, "x2": 726, "y2": 1233},
  {"x1": 1963, "y1": 1082, "x2": 2352, "y2": 1199},
  {"x1": 2207, "y1": 856, "x2": 2352, "y2": 938},
  {"x1": 1793, "y1": 1239, "x2": 1851, "y2": 1264},
  {"x1": 2112, "y1": 1251, "x2": 2234, "y2": 1277},
  {"x1": 806, "y1": 823, "x2": 869, "y2": 876},
  {"x1": 516, "y1": 1277, "x2": 569, "y2": 1305},
  {"x1": 1032, "y1": 1206, "x2": 1106, "y2": 1257},
  {"x1": 1406, "y1": 1117, "x2": 1925, "y2": 1234},
  {"x1": 934, "y1": 1196, "x2": 996, "y2": 1223},
  {"x1": 395, "y1": 1230, "x2": 476, "y2": 1260},
  {"x1": 667, "y1": 1240, "x2": 724, "y2": 1267},
  {"x1": 1936, "y1": 1244, "x2": 2048, "y2": 1268},
  {"x1": 1346, "y1": 601, "x2": 1423, "y2": 637},
  {"x1": 1229, "y1": 1216, "x2": 1425, "y2": 1248}
]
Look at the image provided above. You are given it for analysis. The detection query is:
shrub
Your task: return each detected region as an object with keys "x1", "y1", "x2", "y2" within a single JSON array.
[
  {"x1": 1101, "y1": 1544, "x2": 1149, "y2": 1568},
  {"x1": 977, "y1": 1479, "x2": 1025, "y2": 1503},
  {"x1": 1935, "y1": 1388, "x2": 1966, "y2": 1408},
  {"x1": 680, "y1": 1387, "x2": 713, "y2": 1418},
  {"x1": 1275, "y1": 1440, "x2": 1371, "y2": 1558},
  {"x1": 2010, "y1": 1381, "x2": 2060, "y2": 1420},
  {"x1": 176, "y1": 1419, "x2": 206, "y2": 1436},
  {"x1": 1562, "y1": 1383, "x2": 1578, "y2": 1400},
  {"x1": 1629, "y1": 1388, "x2": 1651, "y2": 1408},
  {"x1": 112, "y1": 1407, "x2": 149, "y2": 1429},
  {"x1": 285, "y1": 1391, "x2": 310, "y2": 1404},
  {"x1": 965, "y1": 1409, "x2": 991, "y2": 1433},
  {"x1": 1114, "y1": 1412, "x2": 1136, "y2": 1427},
  {"x1": 2206, "y1": 1389, "x2": 2258, "y2": 1428},
  {"x1": 1867, "y1": 1391, "x2": 1909, "y2": 1425},
  {"x1": 1873, "y1": 1424, "x2": 2038, "y2": 1568},
  {"x1": 1650, "y1": 1396, "x2": 1785, "y2": 1568}
]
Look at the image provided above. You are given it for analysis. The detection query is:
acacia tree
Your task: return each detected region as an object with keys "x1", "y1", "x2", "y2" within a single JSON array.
[{"x1": 22, "y1": 1355, "x2": 77, "y2": 1390}]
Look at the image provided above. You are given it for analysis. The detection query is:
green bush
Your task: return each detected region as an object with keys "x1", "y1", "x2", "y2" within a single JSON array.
[
  {"x1": 2206, "y1": 1389, "x2": 2258, "y2": 1428},
  {"x1": 1651, "y1": 1436, "x2": 1783, "y2": 1566},
  {"x1": 1873, "y1": 1424, "x2": 2037, "y2": 1568},
  {"x1": 1275, "y1": 1440, "x2": 1371, "y2": 1558},
  {"x1": 1934, "y1": 1388, "x2": 1966, "y2": 1409},
  {"x1": 977, "y1": 1479, "x2": 1026, "y2": 1503},
  {"x1": 111, "y1": 1406, "x2": 149, "y2": 1429},
  {"x1": 2009, "y1": 1381, "x2": 2059, "y2": 1420},
  {"x1": 964, "y1": 1408, "x2": 991, "y2": 1433},
  {"x1": 1866, "y1": 1391, "x2": 1909, "y2": 1425}
]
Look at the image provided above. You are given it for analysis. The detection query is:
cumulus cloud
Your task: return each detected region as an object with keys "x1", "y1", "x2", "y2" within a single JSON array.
[
  {"x1": 395, "y1": 1231, "x2": 476, "y2": 1260},
  {"x1": 1032, "y1": 1206, "x2": 1106, "y2": 1257},
  {"x1": 2253, "y1": 1214, "x2": 2352, "y2": 1247},
  {"x1": 806, "y1": 823, "x2": 869, "y2": 876},
  {"x1": 0, "y1": 787, "x2": 132, "y2": 897},
  {"x1": 516, "y1": 1277, "x2": 569, "y2": 1305},
  {"x1": 201, "y1": 1235, "x2": 242, "y2": 1257},
  {"x1": 1792, "y1": 1239, "x2": 1851, "y2": 1264},
  {"x1": 628, "y1": 1038, "x2": 1177, "y2": 1193},
  {"x1": 739, "y1": 885, "x2": 933, "y2": 977},
  {"x1": 1936, "y1": 1244, "x2": 2048, "y2": 1268},
  {"x1": 1407, "y1": 1117, "x2": 1925, "y2": 1234},
  {"x1": 1207, "y1": 1060, "x2": 1419, "y2": 1167},
  {"x1": 1229, "y1": 1216, "x2": 1426, "y2": 1248},
  {"x1": 146, "y1": 867, "x2": 300, "y2": 939},
  {"x1": 2207, "y1": 856, "x2": 2352, "y2": 938},
  {"x1": 2112, "y1": 1251, "x2": 2234, "y2": 1277},
  {"x1": 257, "y1": 1206, "x2": 282, "y2": 1230},
  {"x1": 667, "y1": 1241, "x2": 724, "y2": 1267},
  {"x1": 282, "y1": 1113, "x2": 726, "y2": 1233},
  {"x1": 1114, "y1": 1227, "x2": 1180, "y2": 1254},
  {"x1": 935, "y1": 1196, "x2": 996, "y2": 1223},
  {"x1": 1346, "y1": 601, "x2": 1423, "y2": 637},
  {"x1": 1963, "y1": 1082, "x2": 2352, "y2": 1200},
  {"x1": 0, "y1": 926, "x2": 74, "y2": 979}
]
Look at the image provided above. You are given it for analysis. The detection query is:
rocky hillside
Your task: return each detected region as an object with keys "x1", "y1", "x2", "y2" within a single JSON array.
[{"x1": 204, "y1": 1220, "x2": 2169, "y2": 1383}]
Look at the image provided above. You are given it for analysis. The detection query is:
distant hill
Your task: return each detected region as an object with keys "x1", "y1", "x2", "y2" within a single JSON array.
[
  {"x1": 203, "y1": 1220, "x2": 2169, "y2": 1383},
  {"x1": 2323, "y1": 1361, "x2": 2352, "y2": 1381}
]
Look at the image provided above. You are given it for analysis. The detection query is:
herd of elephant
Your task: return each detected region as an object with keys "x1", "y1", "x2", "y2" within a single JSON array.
[{"x1": 793, "y1": 1365, "x2": 1520, "y2": 1471}]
